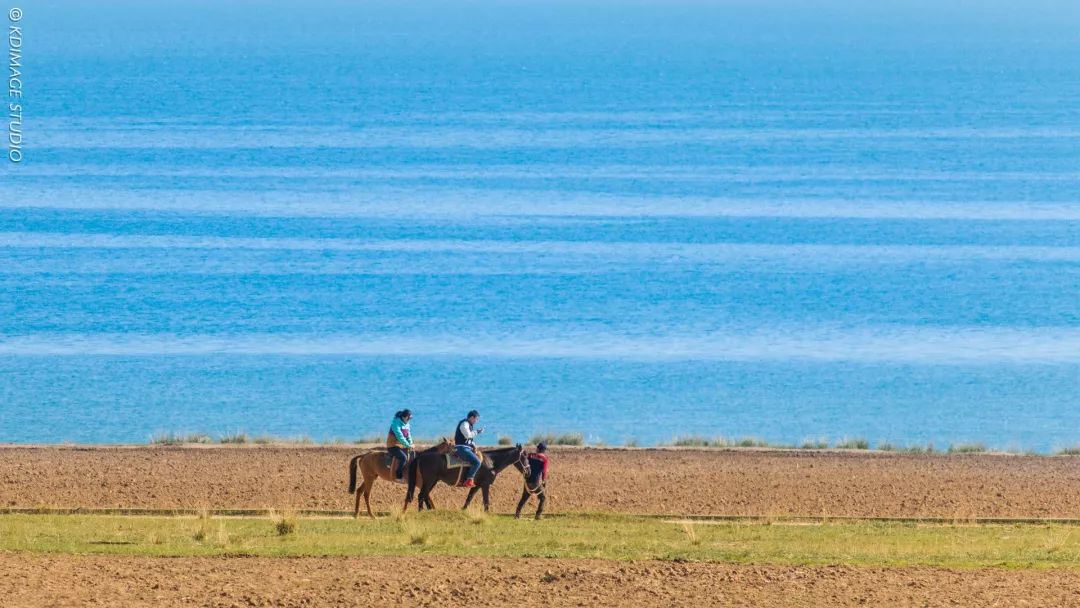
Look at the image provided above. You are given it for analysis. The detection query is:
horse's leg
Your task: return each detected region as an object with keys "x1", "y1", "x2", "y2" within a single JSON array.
[
  {"x1": 353, "y1": 479, "x2": 364, "y2": 519},
  {"x1": 463, "y1": 486, "x2": 479, "y2": 510},
  {"x1": 481, "y1": 485, "x2": 491, "y2": 512},
  {"x1": 362, "y1": 477, "x2": 376, "y2": 519},
  {"x1": 419, "y1": 477, "x2": 436, "y2": 512},
  {"x1": 423, "y1": 470, "x2": 438, "y2": 509},
  {"x1": 515, "y1": 487, "x2": 529, "y2": 519}
]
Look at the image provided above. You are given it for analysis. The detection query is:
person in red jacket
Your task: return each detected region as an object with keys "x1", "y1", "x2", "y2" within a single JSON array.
[
  {"x1": 515, "y1": 442, "x2": 549, "y2": 519},
  {"x1": 527, "y1": 442, "x2": 549, "y2": 482}
]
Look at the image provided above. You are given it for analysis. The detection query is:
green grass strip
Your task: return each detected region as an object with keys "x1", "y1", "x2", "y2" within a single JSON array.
[{"x1": 0, "y1": 512, "x2": 1076, "y2": 569}]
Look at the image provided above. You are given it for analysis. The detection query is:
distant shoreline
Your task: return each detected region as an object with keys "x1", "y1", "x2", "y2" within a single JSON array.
[{"x1": 1, "y1": 436, "x2": 1077, "y2": 456}]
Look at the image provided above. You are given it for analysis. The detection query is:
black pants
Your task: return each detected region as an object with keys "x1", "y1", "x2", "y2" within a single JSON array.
[{"x1": 388, "y1": 447, "x2": 408, "y2": 479}]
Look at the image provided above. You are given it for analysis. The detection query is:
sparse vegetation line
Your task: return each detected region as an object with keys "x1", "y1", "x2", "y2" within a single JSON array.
[
  {"x1": 2, "y1": 508, "x2": 1079, "y2": 527},
  {"x1": 0, "y1": 512, "x2": 1076, "y2": 569},
  {"x1": 134, "y1": 432, "x2": 1080, "y2": 455}
]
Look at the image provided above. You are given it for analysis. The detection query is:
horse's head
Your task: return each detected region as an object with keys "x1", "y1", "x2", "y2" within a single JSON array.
[
  {"x1": 436, "y1": 437, "x2": 453, "y2": 453},
  {"x1": 515, "y1": 443, "x2": 530, "y2": 477}
]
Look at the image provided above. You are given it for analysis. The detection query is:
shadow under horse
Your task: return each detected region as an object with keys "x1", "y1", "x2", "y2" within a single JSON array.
[
  {"x1": 405, "y1": 444, "x2": 527, "y2": 513},
  {"x1": 347, "y1": 437, "x2": 453, "y2": 518}
]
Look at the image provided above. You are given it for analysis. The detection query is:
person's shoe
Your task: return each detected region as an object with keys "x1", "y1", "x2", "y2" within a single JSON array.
[{"x1": 463, "y1": 478, "x2": 475, "y2": 488}]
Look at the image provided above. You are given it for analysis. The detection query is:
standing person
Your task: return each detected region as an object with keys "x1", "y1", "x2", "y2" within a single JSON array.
[
  {"x1": 386, "y1": 409, "x2": 414, "y2": 482},
  {"x1": 454, "y1": 409, "x2": 484, "y2": 487},
  {"x1": 526, "y1": 442, "x2": 550, "y2": 484}
]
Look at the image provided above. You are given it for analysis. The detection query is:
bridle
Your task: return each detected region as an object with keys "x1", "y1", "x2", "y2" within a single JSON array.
[
  {"x1": 518, "y1": 449, "x2": 545, "y2": 495},
  {"x1": 518, "y1": 449, "x2": 531, "y2": 478}
]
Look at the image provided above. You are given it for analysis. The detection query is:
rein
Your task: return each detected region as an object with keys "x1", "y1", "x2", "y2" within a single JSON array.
[{"x1": 490, "y1": 446, "x2": 525, "y2": 475}]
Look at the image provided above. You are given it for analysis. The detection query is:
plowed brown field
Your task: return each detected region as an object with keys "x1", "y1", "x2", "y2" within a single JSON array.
[
  {"x1": 3, "y1": 446, "x2": 1079, "y2": 608},
  {"x1": 2, "y1": 554, "x2": 1078, "y2": 608},
  {"x1": 1, "y1": 445, "x2": 1078, "y2": 518}
]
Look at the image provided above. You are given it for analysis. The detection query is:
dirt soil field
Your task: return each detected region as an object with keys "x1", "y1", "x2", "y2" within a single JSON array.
[
  {"x1": 2, "y1": 446, "x2": 1079, "y2": 518},
  {"x1": 1, "y1": 553, "x2": 1077, "y2": 608}
]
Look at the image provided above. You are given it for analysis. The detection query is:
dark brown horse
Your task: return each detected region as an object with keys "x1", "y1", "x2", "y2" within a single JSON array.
[
  {"x1": 347, "y1": 437, "x2": 453, "y2": 518},
  {"x1": 404, "y1": 444, "x2": 527, "y2": 512}
]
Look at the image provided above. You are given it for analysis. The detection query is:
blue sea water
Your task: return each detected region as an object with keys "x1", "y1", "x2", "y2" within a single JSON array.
[{"x1": 1, "y1": 1, "x2": 1079, "y2": 449}]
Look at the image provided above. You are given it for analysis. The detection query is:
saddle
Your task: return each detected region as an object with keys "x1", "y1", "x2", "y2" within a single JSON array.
[
  {"x1": 383, "y1": 451, "x2": 412, "y2": 469},
  {"x1": 445, "y1": 447, "x2": 484, "y2": 469}
]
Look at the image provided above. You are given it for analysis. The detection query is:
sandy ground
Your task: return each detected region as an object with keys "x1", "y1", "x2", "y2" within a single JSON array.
[
  {"x1": 1, "y1": 445, "x2": 1078, "y2": 518},
  {"x1": 1, "y1": 554, "x2": 1078, "y2": 608}
]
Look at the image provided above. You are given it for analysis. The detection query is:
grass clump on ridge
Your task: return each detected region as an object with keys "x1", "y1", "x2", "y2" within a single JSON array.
[
  {"x1": 668, "y1": 436, "x2": 714, "y2": 447},
  {"x1": 150, "y1": 432, "x2": 212, "y2": 446},
  {"x1": 1056, "y1": 445, "x2": 1080, "y2": 456},
  {"x1": 834, "y1": 438, "x2": 870, "y2": 450},
  {"x1": 947, "y1": 443, "x2": 988, "y2": 454},
  {"x1": 218, "y1": 432, "x2": 248, "y2": 444},
  {"x1": 528, "y1": 433, "x2": 585, "y2": 446},
  {"x1": 666, "y1": 436, "x2": 781, "y2": 449}
]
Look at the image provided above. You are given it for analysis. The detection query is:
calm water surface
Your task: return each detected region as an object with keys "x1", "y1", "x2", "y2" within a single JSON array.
[{"x1": 1, "y1": 1, "x2": 1078, "y2": 448}]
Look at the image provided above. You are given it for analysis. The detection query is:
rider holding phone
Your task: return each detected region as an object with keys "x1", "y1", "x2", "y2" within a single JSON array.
[{"x1": 454, "y1": 410, "x2": 484, "y2": 487}]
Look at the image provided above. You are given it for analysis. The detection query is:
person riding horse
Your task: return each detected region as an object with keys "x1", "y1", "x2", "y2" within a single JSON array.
[
  {"x1": 386, "y1": 409, "x2": 414, "y2": 482},
  {"x1": 454, "y1": 410, "x2": 485, "y2": 488}
]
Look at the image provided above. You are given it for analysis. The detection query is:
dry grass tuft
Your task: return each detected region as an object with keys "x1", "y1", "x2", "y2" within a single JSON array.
[
  {"x1": 218, "y1": 432, "x2": 248, "y2": 444},
  {"x1": 835, "y1": 438, "x2": 870, "y2": 450},
  {"x1": 151, "y1": 432, "x2": 212, "y2": 446},
  {"x1": 948, "y1": 443, "x2": 988, "y2": 454},
  {"x1": 681, "y1": 522, "x2": 700, "y2": 545},
  {"x1": 273, "y1": 510, "x2": 298, "y2": 537},
  {"x1": 192, "y1": 509, "x2": 212, "y2": 542},
  {"x1": 529, "y1": 432, "x2": 585, "y2": 446}
]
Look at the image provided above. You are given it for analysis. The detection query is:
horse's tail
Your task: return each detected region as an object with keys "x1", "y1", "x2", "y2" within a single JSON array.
[
  {"x1": 405, "y1": 453, "x2": 421, "y2": 503},
  {"x1": 347, "y1": 452, "x2": 368, "y2": 494}
]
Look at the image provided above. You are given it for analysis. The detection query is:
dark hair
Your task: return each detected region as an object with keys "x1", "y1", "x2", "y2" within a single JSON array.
[
  {"x1": 395, "y1": 409, "x2": 412, "y2": 420},
  {"x1": 467, "y1": 409, "x2": 480, "y2": 419},
  {"x1": 536, "y1": 442, "x2": 547, "y2": 453}
]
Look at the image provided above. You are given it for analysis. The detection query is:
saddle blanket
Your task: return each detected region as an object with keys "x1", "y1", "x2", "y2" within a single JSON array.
[{"x1": 446, "y1": 450, "x2": 482, "y2": 469}]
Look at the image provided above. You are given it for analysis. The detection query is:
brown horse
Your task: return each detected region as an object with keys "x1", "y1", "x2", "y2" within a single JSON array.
[
  {"x1": 347, "y1": 437, "x2": 453, "y2": 518},
  {"x1": 404, "y1": 444, "x2": 527, "y2": 513}
]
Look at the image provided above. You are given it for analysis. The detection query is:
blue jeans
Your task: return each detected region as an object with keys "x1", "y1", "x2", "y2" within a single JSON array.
[
  {"x1": 455, "y1": 445, "x2": 482, "y2": 480},
  {"x1": 388, "y1": 447, "x2": 408, "y2": 479}
]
